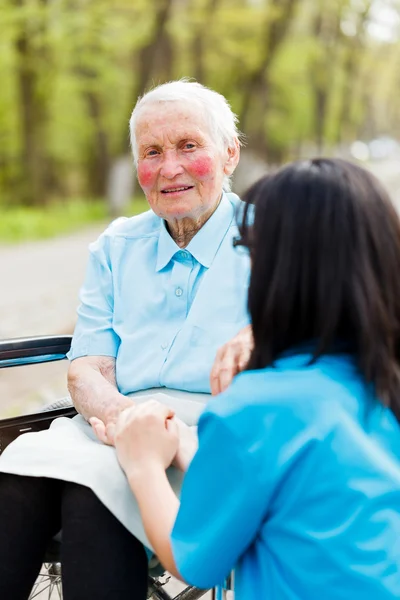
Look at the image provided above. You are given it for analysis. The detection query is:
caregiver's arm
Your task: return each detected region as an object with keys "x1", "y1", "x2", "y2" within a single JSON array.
[
  {"x1": 128, "y1": 465, "x2": 182, "y2": 579},
  {"x1": 112, "y1": 401, "x2": 184, "y2": 580},
  {"x1": 68, "y1": 356, "x2": 133, "y2": 426}
]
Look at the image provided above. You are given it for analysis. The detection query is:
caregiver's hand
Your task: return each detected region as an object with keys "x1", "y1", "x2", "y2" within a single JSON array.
[
  {"x1": 210, "y1": 324, "x2": 254, "y2": 395},
  {"x1": 103, "y1": 401, "x2": 179, "y2": 478}
]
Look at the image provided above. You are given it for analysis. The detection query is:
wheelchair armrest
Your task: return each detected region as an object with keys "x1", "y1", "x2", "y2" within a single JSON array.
[{"x1": 0, "y1": 335, "x2": 72, "y2": 368}]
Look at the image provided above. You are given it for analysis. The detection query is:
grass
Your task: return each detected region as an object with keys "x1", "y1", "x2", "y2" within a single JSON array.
[{"x1": 0, "y1": 196, "x2": 149, "y2": 243}]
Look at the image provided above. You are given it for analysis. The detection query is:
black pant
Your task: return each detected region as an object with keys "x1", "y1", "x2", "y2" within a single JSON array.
[{"x1": 0, "y1": 473, "x2": 148, "y2": 600}]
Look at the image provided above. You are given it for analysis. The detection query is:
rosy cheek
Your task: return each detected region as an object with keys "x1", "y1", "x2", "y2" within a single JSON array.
[
  {"x1": 188, "y1": 156, "x2": 215, "y2": 179},
  {"x1": 137, "y1": 162, "x2": 156, "y2": 189}
]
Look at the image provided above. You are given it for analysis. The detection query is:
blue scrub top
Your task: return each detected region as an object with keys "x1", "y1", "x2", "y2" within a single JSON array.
[
  {"x1": 171, "y1": 352, "x2": 400, "y2": 599},
  {"x1": 68, "y1": 193, "x2": 250, "y2": 393}
]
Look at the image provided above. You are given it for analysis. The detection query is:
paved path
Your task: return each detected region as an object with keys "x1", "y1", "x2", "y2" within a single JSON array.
[
  {"x1": 0, "y1": 225, "x2": 106, "y2": 416},
  {"x1": 0, "y1": 225, "x2": 106, "y2": 339}
]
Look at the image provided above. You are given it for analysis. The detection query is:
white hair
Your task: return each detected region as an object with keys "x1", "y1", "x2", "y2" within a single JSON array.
[{"x1": 129, "y1": 79, "x2": 242, "y2": 191}]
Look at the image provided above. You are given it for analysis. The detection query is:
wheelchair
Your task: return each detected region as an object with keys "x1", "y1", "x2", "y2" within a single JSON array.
[{"x1": 0, "y1": 335, "x2": 232, "y2": 600}]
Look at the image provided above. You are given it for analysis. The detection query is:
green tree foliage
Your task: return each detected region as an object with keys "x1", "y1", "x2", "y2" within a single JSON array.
[{"x1": 0, "y1": 0, "x2": 399, "y2": 206}]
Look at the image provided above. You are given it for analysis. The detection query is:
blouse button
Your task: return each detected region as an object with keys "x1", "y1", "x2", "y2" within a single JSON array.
[{"x1": 175, "y1": 287, "x2": 183, "y2": 297}]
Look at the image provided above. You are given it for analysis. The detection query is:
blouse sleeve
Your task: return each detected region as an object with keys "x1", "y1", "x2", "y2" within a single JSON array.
[
  {"x1": 67, "y1": 232, "x2": 119, "y2": 360},
  {"x1": 170, "y1": 408, "x2": 269, "y2": 589}
]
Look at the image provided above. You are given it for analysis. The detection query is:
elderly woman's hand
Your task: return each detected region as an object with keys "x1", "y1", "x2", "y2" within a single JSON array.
[
  {"x1": 89, "y1": 403, "x2": 133, "y2": 446},
  {"x1": 101, "y1": 401, "x2": 179, "y2": 478},
  {"x1": 210, "y1": 324, "x2": 254, "y2": 395}
]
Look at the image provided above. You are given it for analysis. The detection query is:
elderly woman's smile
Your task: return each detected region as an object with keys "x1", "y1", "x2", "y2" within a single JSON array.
[
  {"x1": 160, "y1": 186, "x2": 194, "y2": 195},
  {"x1": 135, "y1": 102, "x2": 238, "y2": 240}
]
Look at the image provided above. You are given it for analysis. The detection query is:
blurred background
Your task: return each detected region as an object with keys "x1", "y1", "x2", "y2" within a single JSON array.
[{"x1": 1, "y1": 0, "x2": 400, "y2": 416}]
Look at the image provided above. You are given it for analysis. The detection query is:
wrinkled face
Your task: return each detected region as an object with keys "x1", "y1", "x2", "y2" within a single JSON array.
[{"x1": 135, "y1": 102, "x2": 239, "y2": 222}]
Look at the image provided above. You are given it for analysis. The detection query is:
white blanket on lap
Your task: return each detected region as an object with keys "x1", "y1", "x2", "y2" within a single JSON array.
[{"x1": 0, "y1": 389, "x2": 208, "y2": 551}]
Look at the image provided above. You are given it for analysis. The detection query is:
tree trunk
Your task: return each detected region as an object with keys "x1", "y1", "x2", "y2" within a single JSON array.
[
  {"x1": 86, "y1": 96, "x2": 111, "y2": 198},
  {"x1": 191, "y1": 0, "x2": 221, "y2": 84},
  {"x1": 239, "y1": 0, "x2": 300, "y2": 132},
  {"x1": 13, "y1": 0, "x2": 52, "y2": 205},
  {"x1": 78, "y1": 64, "x2": 111, "y2": 198},
  {"x1": 335, "y1": 2, "x2": 372, "y2": 144},
  {"x1": 117, "y1": 0, "x2": 175, "y2": 155},
  {"x1": 308, "y1": 1, "x2": 342, "y2": 154}
]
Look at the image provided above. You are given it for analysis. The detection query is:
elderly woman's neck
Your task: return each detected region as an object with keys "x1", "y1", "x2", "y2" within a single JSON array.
[{"x1": 167, "y1": 204, "x2": 219, "y2": 248}]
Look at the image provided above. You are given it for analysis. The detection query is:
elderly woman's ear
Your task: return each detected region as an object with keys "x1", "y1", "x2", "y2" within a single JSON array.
[{"x1": 223, "y1": 139, "x2": 241, "y2": 176}]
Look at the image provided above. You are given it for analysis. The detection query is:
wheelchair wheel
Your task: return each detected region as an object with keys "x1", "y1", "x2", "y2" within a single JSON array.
[
  {"x1": 29, "y1": 568, "x2": 208, "y2": 600},
  {"x1": 29, "y1": 563, "x2": 62, "y2": 599},
  {"x1": 147, "y1": 575, "x2": 209, "y2": 600}
]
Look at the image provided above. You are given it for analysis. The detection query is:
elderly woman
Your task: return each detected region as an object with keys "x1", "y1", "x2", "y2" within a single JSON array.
[{"x1": 0, "y1": 80, "x2": 250, "y2": 600}]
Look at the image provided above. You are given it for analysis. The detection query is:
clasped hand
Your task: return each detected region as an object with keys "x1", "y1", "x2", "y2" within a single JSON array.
[{"x1": 90, "y1": 401, "x2": 197, "y2": 474}]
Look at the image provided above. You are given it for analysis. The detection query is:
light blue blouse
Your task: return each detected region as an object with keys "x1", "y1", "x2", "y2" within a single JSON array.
[
  {"x1": 67, "y1": 193, "x2": 250, "y2": 393},
  {"x1": 171, "y1": 353, "x2": 400, "y2": 599}
]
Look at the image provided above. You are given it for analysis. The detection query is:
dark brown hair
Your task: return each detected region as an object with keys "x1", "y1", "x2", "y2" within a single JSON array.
[{"x1": 237, "y1": 158, "x2": 400, "y2": 422}]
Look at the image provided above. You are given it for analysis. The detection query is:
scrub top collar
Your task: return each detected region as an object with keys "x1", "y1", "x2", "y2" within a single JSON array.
[{"x1": 155, "y1": 193, "x2": 234, "y2": 271}]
